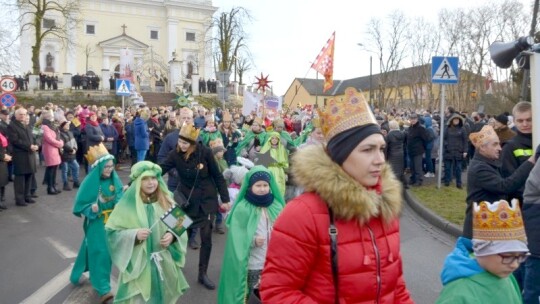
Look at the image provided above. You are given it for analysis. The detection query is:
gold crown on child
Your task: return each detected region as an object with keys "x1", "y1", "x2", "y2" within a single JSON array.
[
  {"x1": 473, "y1": 199, "x2": 527, "y2": 241},
  {"x1": 318, "y1": 87, "x2": 377, "y2": 140},
  {"x1": 85, "y1": 143, "x2": 111, "y2": 166},
  {"x1": 179, "y1": 123, "x2": 200, "y2": 142}
]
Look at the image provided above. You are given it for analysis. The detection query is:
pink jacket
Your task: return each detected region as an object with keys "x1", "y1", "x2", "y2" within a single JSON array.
[{"x1": 41, "y1": 125, "x2": 64, "y2": 166}]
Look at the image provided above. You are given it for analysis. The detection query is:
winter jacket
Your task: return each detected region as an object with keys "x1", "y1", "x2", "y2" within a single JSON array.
[
  {"x1": 385, "y1": 129, "x2": 406, "y2": 178},
  {"x1": 406, "y1": 121, "x2": 429, "y2": 156},
  {"x1": 261, "y1": 144, "x2": 413, "y2": 304},
  {"x1": 523, "y1": 158, "x2": 540, "y2": 256},
  {"x1": 435, "y1": 237, "x2": 522, "y2": 304},
  {"x1": 84, "y1": 122, "x2": 104, "y2": 152},
  {"x1": 133, "y1": 117, "x2": 149, "y2": 151},
  {"x1": 157, "y1": 130, "x2": 180, "y2": 191},
  {"x1": 443, "y1": 114, "x2": 467, "y2": 160},
  {"x1": 59, "y1": 129, "x2": 77, "y2": 162},
  {"x1": 500, "y1": 131, "x2": 532, "y2": 203},
  {"x1": 8, "y1": 120, "x2": 37, "y2": 175},
  {"x1": 464, "y1": 152, "x2": 533, "y2": 239},
  {"x1": 41, "y1": 123, "x2": 64, "y2": 167}
]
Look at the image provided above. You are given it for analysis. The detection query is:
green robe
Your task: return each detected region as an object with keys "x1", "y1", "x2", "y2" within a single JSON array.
[
  {"x1": 200, "y1": 129, "x2": 222, "y2": 146},
  {"x1": 70, "y1": 154, "x2": 124, "y2": 297},
  {"x1": 217, "y1": 166, "x2": 285, "y2": 304},
  {"x1": 260, "y1": 132, "x2": 289, "y2": 196},
  {"x1": 106, "y1": 163, "x2": 189, "y2": 304},
  {"x1": 435, "y1": 272, "x2": 522, "y2": 304},
  {"x1": 235, "y1": 130, "x2": 267, "y2": 157}
]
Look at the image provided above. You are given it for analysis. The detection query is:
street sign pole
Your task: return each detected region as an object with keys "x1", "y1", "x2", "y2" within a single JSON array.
[
  {"x1": 437, "y1": 85, "x2": 445, "y2": 189},
  {"x1": 122, "y1": 95, "x2": 125, "y2": 118}
]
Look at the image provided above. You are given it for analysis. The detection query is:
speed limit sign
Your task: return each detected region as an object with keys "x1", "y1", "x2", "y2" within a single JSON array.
[{"x1": 0, "y1": 77, "x2": 18, "y2": 93}]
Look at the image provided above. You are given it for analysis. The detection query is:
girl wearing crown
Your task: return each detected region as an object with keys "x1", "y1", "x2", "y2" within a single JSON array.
[
  {"x1": 260, "y1": 88, "x2": 413, "y2": 303},
  {"x1": 70, "y1": 144, "x2": 124, "y2": 303},
  {"x1": 106, "y1": 161, "x2": 189, "y2": 303},
  {"x1": 259, "y1": 131, "x2": 289, "y2": 196},
  {"x1": 159, "y1": 123, "x2": 231, "y2": 290},
  {"x1": 236, "y1": 117, "x2": 267, "y2": 162}
]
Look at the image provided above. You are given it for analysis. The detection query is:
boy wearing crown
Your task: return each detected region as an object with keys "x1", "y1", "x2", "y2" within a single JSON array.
[
  {"x1": 436, "y1": 199, "x2": 530, "y2": 303},
  {"x1": 464, "y1": 125, "x2": 534, "y2": 239}
]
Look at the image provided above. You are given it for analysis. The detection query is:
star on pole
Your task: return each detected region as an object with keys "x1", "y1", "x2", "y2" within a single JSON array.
[{"x1": 255, "y1": 73, "x2": 272, "y2": 94}]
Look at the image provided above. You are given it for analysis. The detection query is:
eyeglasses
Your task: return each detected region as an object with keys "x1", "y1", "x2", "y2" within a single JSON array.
[
  {"x1": 103, "y1": 164, "x2": 115, "y2": 170},
  {"x1": 498, "y1": 253, "x2": 530, "y2": 265}
]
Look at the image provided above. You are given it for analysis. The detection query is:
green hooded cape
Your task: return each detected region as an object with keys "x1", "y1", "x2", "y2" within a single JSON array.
[
  {"x1": 106, "y1": 161, "x2": 188, "y2": 303},
  {"x1": 235, "y1": 130, "x2": 267, "y2": 157},
  {"x1": 70, "y1": 154, "x2": 124, "y2": 296},
  {"x1": 217, "y1": 166, "x2": 285, "y2": 304},
  {"x1": 260, "y1": 132, "x2": 289, "y2": 196}
]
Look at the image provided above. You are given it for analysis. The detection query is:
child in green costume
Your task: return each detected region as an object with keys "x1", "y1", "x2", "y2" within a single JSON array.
[
  {"x1": 217, "y1": 166, "x2": 285, "y2": 304},
  {"x1": 259, "y1": 132, "x2": 289, "y2": 196},
  {"x1": 106, "y1": 161, "x2": 189, "y2": 304},
  {"x1": 70, "y1": 143, "x2": 124, "y2": 303}
]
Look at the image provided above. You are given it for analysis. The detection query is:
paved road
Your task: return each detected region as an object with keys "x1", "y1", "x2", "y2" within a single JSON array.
[{"x1": 0, "y1": 165, "x2": 454, "y2": 304}]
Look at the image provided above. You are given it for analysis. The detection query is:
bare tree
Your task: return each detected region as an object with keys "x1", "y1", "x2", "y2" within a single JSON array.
[
  {"x1": 366, "y1": 10, "x2": 411, "y2": 109},
  {"x1": 235, "y1": 55, "x2": 251, "y2": 85},
  {"x1": 15, "y1": 0, "x2": 81, "y2": 74},
  {"x1": 83, "y1": 43, "x2": 97, "y2": 74},
  {"x1": 0, "y1": 27, "x2": 20, "y2": 75},
  {"x1": 209, "y1": 7, "x2": 252, "y2": 73}
]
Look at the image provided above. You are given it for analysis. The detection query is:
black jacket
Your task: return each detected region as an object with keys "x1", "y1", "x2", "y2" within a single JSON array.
[
  {"x1": 7, "y1": 120, "x2": 37, "y2": 175},
  {"x1": 385, "y1": 129, "x2": 406, "y2": 177},
  {"x1": 464, "y1": 152, "x2": 533, "y2": 238},
  {"x1": 406, "y1": 122, "x2": 429, "y2": 156},
  {"x1": 159, "y1": 143, "x2": 230, "y2": 226},
  {"x1": 59, "y1": 130, "x2": 77, "y2": 162},
  {"x1": 500, "y1": 131, "x2": 532, "y2": 202},
  {"x1": 443, "y1": 115, "x2": 467, "y2": 160}
]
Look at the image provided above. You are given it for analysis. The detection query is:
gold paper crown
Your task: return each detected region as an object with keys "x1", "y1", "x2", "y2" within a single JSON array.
[
  {"x1": 179, "y1": 123, "x2": 200, "y2": 142},
  {"x1": 85, "y1": 143, "x2": 111, "y2": 166},
  {"x1": 473, "y1": 199, "x2": 526, "y2": 241},
  {"x1": 222, "y1": 111, "x2": 233, "y2": 122},
  {"x1": 253, "y1": 116, "x2": 264, "y2": 126},
  {"x1": 311, "y1": 117, "x2": 321, "y2": 129},
  {"x1": 318, "y1": 87, "x2": 377, "y2": 140},
  {"x1": 209, "y1": 138, "x2": 224, "y2": 149},
  {"x1": 469, "y1": 125, "x2": 498, "y2": 148}
]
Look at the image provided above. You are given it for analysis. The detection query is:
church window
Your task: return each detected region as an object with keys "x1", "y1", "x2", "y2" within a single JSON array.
[
  {"x1": 86, "y1": 24, "x2": 95, "y2": 35},
  {"x1": 43, "y1": 18, "x2": 55, "y2": 29},
  {"x1": 186, "y1": 32, "x2": 196, "y2": 42},
  {"x1": 150, "y1": 30, "x2": 159, "y2": 40}
]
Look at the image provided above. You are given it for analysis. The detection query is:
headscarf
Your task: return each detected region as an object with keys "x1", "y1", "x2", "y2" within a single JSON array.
[{"x1": 326, "y1": 124, "x2": 381, "y2": 165}]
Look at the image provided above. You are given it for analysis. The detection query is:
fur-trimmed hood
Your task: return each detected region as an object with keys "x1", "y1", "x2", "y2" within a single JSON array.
[{"x1": 292, "y1": 145, "x2": 403, "y2": 223}]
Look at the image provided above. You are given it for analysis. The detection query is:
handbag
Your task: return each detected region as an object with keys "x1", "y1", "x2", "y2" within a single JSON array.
[{"x1": 328, "y1": 206, "x2": 339, "y2": 304}]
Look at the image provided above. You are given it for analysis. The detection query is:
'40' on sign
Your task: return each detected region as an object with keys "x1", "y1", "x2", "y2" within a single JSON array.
[{"x1": 0, "y1": 78, "x2": 18, "y2": 93}]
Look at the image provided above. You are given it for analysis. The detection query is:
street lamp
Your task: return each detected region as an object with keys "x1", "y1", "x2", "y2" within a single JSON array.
[{"x1": 358, "y1": 43, "x2": 374, "y2": 109}]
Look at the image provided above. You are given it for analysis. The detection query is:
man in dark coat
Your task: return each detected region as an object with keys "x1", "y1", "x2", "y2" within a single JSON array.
[
  {"x1": 406, "y1": 113, "x2": 429, "y2": 186},
  {"x1": 443, "y1": 114, "x2": 468, "y2": 188},
  {"x1": 7, "y1": 108, "x2": 39, "y2": 206},
  {"x1": 464, "y1": 125, "x2": 534, "y2": 239}
]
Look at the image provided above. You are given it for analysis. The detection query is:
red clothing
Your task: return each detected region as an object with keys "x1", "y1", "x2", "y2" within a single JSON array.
[{"x1": 260, "y1": 144, "x2": 413, "y2": 304}]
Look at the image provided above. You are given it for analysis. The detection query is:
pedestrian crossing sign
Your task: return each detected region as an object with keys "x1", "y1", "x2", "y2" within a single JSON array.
[
  {"x1": 431, "y1": 56, "x2": 459, "y2": 84},
  {"x1": 116, "y1": 79, "x2": 131, "y2": 96}
]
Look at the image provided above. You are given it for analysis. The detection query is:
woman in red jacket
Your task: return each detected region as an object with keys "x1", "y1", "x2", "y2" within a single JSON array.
[{"x1": 260, "y1": 87, "x2": 414, "y2": 304}]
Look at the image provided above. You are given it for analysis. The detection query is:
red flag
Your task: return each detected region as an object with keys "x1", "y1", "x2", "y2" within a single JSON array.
[{"x1": 311, "y1": 32, "x2": 335, "y2": 92}]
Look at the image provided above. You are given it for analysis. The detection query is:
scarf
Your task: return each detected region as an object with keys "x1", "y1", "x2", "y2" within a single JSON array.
[
  {"x1": 87, "y1": 118, "x2": 99, "y2": 127},
  {"x1": 245, "y1": 190, "x2": 274, "y2": 208}
]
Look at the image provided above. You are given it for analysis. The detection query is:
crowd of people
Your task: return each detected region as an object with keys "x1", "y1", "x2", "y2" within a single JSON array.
[{"x1": 0, "y1": 86, "x2": 538, "y2": 303}]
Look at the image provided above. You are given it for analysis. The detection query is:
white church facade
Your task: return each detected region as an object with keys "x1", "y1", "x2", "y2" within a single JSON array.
[{"x1": 19, "y1": 0, "x2": 217, "y2": 92}]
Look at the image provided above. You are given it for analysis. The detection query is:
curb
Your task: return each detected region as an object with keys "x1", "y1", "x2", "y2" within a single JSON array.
[{"x1": 404, "y1": 189, "x2": 462, "y2": 238}]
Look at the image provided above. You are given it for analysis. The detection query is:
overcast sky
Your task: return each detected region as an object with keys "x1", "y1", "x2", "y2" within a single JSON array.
[{"x1": 212, "y1": 0, "x2": 532, "y2": 96}]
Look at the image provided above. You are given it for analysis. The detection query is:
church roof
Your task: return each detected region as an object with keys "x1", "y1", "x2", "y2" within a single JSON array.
[{"x1": 98, "y1": 33, "x2": 149, "y2": 49}]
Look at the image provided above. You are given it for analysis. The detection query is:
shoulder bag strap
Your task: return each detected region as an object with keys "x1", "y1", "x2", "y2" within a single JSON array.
[{"x1": 328, "y1": 206, "x2": 339, "y2": 304}]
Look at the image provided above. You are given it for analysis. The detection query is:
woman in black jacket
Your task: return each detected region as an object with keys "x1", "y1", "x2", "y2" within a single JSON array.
[
  {"x1": 386, "y1": 120, "x2": 407, "y2": 188},
  {"x1": 159, "y1": 123, "x2": 231, "y2": 291}
]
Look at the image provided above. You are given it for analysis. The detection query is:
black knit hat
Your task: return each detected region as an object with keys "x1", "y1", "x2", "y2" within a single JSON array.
[{"x1": 495, "y1": 114, "x2": 508, "y2": 125}]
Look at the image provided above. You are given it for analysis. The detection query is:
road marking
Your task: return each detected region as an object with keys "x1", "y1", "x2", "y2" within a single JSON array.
[
  {"x1": 43, "y1": 237, "x2": 78, "y2": 259},
  {"x1": 20, "y1": 264, "x2": 74, "y2": 304}
]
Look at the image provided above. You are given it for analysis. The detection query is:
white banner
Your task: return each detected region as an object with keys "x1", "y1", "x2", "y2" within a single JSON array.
[
  {"x1": 119, "y1": 48, "x2": 134, "y2": 83},
  {"x1": 243, "y1": 90, "x2": 263, "y2": 116}
]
